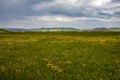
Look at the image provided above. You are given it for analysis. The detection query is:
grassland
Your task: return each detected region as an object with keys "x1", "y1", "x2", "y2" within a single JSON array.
[{"x1": 0, "y1": 32, "x2": 120, "y2": 80}]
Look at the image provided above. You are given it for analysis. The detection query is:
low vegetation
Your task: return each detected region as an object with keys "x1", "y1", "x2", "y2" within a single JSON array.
[{"x1": 0, "y1": 32, "x2": 120, "y2": 80}]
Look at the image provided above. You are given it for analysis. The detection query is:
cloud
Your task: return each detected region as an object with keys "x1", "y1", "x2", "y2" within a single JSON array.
[
  {"x1": 0, "y1": 0, "x2": 120, "y2": 29},
  {"x1": 26, "y1": 15, "x2": 120, "y2": 22},
  {"x1": 1, "y1": 17, "x2": 119, "y2": 29},
  {"x1": 0, "y1": 15, "x2": 120, "y2": 29},
  {"x1": 91, "y1": 0, "x2": 111, "y2": 7},
  {"x1": 32, "y1": 0, "x2": 120, "y2": 18}
]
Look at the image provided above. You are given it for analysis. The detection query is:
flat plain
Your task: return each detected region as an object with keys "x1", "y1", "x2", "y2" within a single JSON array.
[{"x1": 0, "y1": 31, "x2": 120, "y2": 80}]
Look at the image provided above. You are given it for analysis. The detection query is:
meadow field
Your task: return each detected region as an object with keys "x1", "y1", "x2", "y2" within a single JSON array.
[{"x1": 0, "y1": 31, "x2": 120, "y2": 80}]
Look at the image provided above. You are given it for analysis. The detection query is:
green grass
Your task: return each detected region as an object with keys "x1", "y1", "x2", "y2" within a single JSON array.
[{"x1": 0, "y1": 32, "x2": 120, "y2": 80}]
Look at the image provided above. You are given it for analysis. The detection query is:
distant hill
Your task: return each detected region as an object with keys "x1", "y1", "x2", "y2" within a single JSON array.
[
  {"x1": 0, "y1": 29, "x2": 9, "y2": 33},
  {"x1": 29, "y1": 27, "x2": 79, "y2": 32},
  {"x1": 1, "y1": 27, "x2": 120, "y2": 32},
  {"x1": 93, "y1": 27, "x2": 109, "y2": 31},
  {"x1": 1, "y1": 27, "x2": 80, "y2": 32},
  {"x1": 2, "y1": 28, "x2": 27, "y2": 32},
  {"x1": 93, "y1": 27, "x2": 120, "y2": 31},
  {"x1": 109, "y1": 27, "x2": 120, "y2": 31}
]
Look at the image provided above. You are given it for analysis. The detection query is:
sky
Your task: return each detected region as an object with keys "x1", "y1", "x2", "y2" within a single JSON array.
[{"x1": 0, "y1": 0, "x2": 120, "y2": 29}]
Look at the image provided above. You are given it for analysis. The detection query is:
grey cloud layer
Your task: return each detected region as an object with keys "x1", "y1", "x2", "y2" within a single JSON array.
[
  {"x1": 0, "y1": 0, "x2": 120, "y2": 28},
  {"x1": 0, "y1": 0, "x2": 120, "y2": 18}
]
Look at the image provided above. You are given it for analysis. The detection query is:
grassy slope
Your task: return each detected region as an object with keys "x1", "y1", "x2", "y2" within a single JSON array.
[
  {"x1": 0, "y1": 32, "x2": 120, "y2": 80},
  {"x1": 0, "y1": 29, "x2": 9, "y2": 33}
]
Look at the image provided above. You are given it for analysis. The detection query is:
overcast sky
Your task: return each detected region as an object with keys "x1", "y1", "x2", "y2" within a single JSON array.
[{"x1": 0, "y1": 0, "x2": 120, "y2": 29}]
